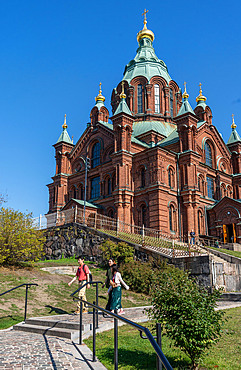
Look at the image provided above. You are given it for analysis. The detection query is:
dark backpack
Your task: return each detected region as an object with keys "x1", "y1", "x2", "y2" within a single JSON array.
[{"x1": 83, "y1": 264, "x2": 92, "y2": 282}]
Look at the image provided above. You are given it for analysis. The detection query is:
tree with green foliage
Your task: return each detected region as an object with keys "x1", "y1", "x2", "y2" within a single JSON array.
[
  {"x1": 0, "y1": 207, "x2": 45, "y2": 265},
  {"x1": 100, "y1": 239, "x2": 134, "y2": 266},
  {"x1": 148, "y1": 265, "x2": 224, "y2": 370}
]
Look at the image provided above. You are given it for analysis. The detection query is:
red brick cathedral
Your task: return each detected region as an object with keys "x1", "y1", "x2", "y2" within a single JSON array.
[{"x1": 47, "y1": 16, "x2": 241, "y2": 244}]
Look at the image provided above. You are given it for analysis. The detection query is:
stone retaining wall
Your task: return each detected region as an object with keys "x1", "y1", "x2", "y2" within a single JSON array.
[{"x1": 43, "y1": 223, "x2": 212, "y2": 287}]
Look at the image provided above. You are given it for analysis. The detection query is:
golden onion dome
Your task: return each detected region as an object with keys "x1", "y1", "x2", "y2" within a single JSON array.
[
  {"x1": 95, "y1": 82, "x2": 105, "y2": 102},
  {"x1": 182, "y1": 82, "x2": 189, "y2": 99},
  {"x1": 137, "y1": 9, "x2": 154, "y2": 43},
  {"x1": 231, "y1": 114, "x2": 237, "y2": 129},
  {"x1": 196, "y1": 83, "x2": 207, "y2": 103},
  {"x1": 62, "y1": 114, "x2": 67, "y2": 129},
  {"x1": 120, "y1": 81, "x2": 126, "y2": 99}
]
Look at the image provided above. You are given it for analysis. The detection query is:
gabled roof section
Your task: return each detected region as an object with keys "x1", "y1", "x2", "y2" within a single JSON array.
[
  {"x1": 132, "y1": 120, "x2": 176, "y2": 138},
  {"x1": 158, "y1": 128, "x2": 179, "y2": 147},
  {"x1": 114, "y1": 97, "x2": 132, "y2": 116},
  {"x1": 176, "y1": 98, "x2": 194, "y2": 117},
  {"x1": 227, "y1": 128, "x2": 241, "y2": 145},
  {"x1": 56, "y1": 115, "x2": 73, "y2": 145},
  {"x1": 62, "y1": 198, "x2": 101, "y2": 210}
]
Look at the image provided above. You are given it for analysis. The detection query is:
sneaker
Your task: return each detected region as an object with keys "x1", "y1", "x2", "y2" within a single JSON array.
[
  {"x1": 74, "y1": 310, "x2": 80, "y2": 315},
  {"x1": 82, "y1": 309, "x2": 88, "y2": 313},
  {"x1": 119, "y1": 309, "x2": 125, "y2": 315}
]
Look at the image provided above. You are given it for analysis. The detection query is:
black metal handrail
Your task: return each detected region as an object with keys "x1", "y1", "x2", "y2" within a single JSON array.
[
  {"x1": 71, "y1": 280, "x2": 102, "y2": 328},
  {"x1": 71, "y1": 294, "x2": 172, "y2": 370},
  {"x1": 0, "y1": 283, "x2": 38, "y2": 321}
]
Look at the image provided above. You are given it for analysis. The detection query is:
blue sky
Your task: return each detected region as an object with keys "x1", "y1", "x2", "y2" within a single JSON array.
[{"x1": 1, "y1": 0, "x2": 241, "y2": 217}]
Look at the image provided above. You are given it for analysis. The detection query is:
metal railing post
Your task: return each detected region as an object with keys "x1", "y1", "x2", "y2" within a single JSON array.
[
  {"x1": 79, "y1": 300, "x2": 83, "y2": 345},
  {"x1": 114, "y1": 309, "x2": 118, "y2": 370},
  {"x1": 95, "y1": 283, "x2": 99, "y2": 329},
  {"x1": 156, "y1": 323, "x2": 162, "y2": 370},
  {"x1": 24, "y1": 285, "x2": 29, "y2": 322},
  {"x1": 93, "y1": 302, "x2": 96, "y2": 362}
]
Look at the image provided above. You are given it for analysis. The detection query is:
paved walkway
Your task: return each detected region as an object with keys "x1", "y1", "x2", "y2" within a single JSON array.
[{"x1": 1, "y1": 302, "x2": 241, "y2": 369}]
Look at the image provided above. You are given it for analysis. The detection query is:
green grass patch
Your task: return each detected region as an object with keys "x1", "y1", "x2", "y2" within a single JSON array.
[
  {"x1": 85, "y1": 307, "x2": 241, "y2": 370},
  {"x1": 207, "y1": 247, "x2": 241, "y2": 259},
  {"x1": 0, "y1": 312, "x2": 24, "y2": 330}
]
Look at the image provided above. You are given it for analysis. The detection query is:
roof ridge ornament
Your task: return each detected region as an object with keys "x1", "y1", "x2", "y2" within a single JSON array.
[
  {"x1": 231, "y1": 113, "x2": 237, "y2": 129},
  {"x1": 137, "y1": 9, "x2": 154, "y2": 43},
  {"x1": 196, "y1": 82, "x2": 207, "y2": 103},
  {"x1": 120, "y1": 81, "x2": 126, "y2": 99},
  {"x1": 62, "y1": 114, "x2": 67, "y2": 129},
  {"x1": 95, "y1": 82, "x2": 105, "y2": 102},
  {"x1": 182, "y1": 82, "x2": 189, "y2": 100}
]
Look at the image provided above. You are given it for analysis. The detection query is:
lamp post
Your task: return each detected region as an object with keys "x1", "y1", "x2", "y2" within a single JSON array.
[{"x1": 80, "y1": 156, "x2": 91, "y2": 225}]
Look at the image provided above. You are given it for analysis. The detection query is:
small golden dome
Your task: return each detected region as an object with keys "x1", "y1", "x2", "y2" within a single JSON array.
[
  {"x1": 137, "y1": 9, "x2": 154, "y2": 43},
  {"x1": 62, "y1": 114, "x2": 67, "y2": 129},
  {"x1": 95, "y1": 82, "x2": 105, "y2": 102},
  {"x1": 182, "y1": 82, "x2": 189, "y2": 99},
  {"x1": 196, "y1": 83, "x2": 207, "y2": 103},
  {"x1": 231, "y1": 114, "x2": 237, "y2": 129}
]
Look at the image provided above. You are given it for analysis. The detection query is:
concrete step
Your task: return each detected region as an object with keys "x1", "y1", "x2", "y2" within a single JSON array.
[
  {"x1": 25, "y1": 317, "x2": 83, "y2": 331},
  {"x1": 13, "y1": 322, "x2": 80, "y2": 340}
]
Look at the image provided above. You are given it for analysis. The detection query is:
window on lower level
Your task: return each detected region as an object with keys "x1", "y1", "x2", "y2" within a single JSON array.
[
  {"x1": 91, "y1": 176, "x2": 100, "y2": 199},
  {"x1": 207, "y1": 177, "x2": 214, "y2": 199}
]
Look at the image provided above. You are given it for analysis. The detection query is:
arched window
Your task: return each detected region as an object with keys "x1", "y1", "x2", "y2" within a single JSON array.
[
  {"x1": 154, "y1": 84, "x2": 160, "y2": 113},
  {"x1": 112, "y1": 174, "x2": 116, "y2": 192},
  {"x1": 91, "y1": 176, "x2": 100, "y2": 199},
  {"x1": 198, "y1": 210, "x2": 202, "y2": 235},
  {"x1": 207, "y1": 176, "x2": 214, "y2": 199},
  {"x1": 141, "y1": 168, "x2": 145, "y2": 188},
  {"x1": 205, "y1": 142, "x2": 212, "y2": 167},
  {"x1": 169, "y1": 88, "x2": 173, "y2": 118},
  {"x1": 92, "y1": 142, "x2": 100, "y2": 168},
  {"x1": 141, "y1": 205, "x2": 147, "y2": 227},
  {"x1": 169, "y1": 205, "x2": 176, "y2": 232},
  {"x1": 108, "y1": 209, "x2": 114, "y2": 218},
  {"x1": 168, "y1": 168, "x2": 174, "y2": 188},
  {"x1": 107, "y1": 177, "x2": 111, "y2": 195},
  {"x1": 137, "y1": 84, "x2": 143, "y2": 113}
]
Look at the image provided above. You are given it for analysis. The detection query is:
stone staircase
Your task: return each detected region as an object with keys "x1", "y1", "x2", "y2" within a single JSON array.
[{"x1": 13, "y1": 306, "x2": 150, "y2": 340}]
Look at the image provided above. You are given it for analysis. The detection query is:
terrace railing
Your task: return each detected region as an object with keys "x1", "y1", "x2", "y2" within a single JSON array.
[{"x1": 32, "y1": 209, "x2": 201, "y2": 258}]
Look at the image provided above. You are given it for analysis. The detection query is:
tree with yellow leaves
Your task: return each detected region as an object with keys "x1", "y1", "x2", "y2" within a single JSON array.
[{"x1": 0, "y1": 207, "x2": 45, "y2": 265}]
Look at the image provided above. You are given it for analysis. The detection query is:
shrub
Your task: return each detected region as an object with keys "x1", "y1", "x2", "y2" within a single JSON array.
[
  {"x1": 148, "y1": 264, "x2": 224, "y2": 370},
  {"x1": 0, "y1": 207, "x2": 45, "y2": 265},
  {"x1": 100, "y1": 239, "x2": 134, "y2": 266},
  {"x1": 120, "y1": 259, "x2": 154, "y2": 294}
]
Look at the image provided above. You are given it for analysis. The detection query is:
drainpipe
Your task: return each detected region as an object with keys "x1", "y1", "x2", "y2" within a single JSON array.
[
  {"x1": 176, "y1": 153, "x2": 182, "y2": 241},
  {"x1": 204, "y1": 205, "x2": 209, "y2": 235}
]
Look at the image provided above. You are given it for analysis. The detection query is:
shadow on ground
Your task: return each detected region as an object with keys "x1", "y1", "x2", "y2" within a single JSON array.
[{"x1": 45, "y1": 305, "x2": 71, "y2": 315}]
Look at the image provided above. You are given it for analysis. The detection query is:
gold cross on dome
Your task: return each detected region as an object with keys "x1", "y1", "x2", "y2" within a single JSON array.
[
  {"x1": 99, "y1": 82, "x2": 102, "y2": 94},
  {"x1": 121, "y1": 81, "x2": 125, "y2": 94},
  {"x1": 142, "y1": 9, "x2": 149, "y2": 21}
]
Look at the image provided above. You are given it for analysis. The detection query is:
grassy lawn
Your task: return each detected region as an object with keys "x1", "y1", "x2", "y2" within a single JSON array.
[
  {"x1": 207, "y1": 246, "x2": 241, "y2": 259},
  {"x1": 0, "y1": 258, "x2": 150, "y2": 329},
  {"x1": 97, "y1": 229, "x2": 197, "y2": 254},
  {"x1": 85, "y1": 307, "x2": 241, "y2": 370}
]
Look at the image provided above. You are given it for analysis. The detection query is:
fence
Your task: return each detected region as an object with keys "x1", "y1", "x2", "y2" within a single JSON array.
[{"x1": 32, "y1": 208, "x2": 201, "y2": 258}]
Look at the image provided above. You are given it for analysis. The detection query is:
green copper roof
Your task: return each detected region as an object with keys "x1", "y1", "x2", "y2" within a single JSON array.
[
  {"x1": 177, "y1": 97, "x2": 194, "y2": 116},
  {"x1": 132, "y1": 120, "x2": 176, "y2": 138},
  {"x1": 72, "y1": 199, "x2": 100, "y2": 209},
  {"x1": 227, "y1": 127, "x2": 241, "y2": 145},
  {"x1": 123, "y1": 37, "x2": 171, "y2": 83},
  {"x1": 56, "y1": 127, "x2": 73, "y2": 145},
  {"x1": 114, "y1": 97, "x2": 132, "y2": 116},
  {"x1": 158, "y1": 128, "x2": 179, "y2": 147},
  {"x1": 95, "y1": 99, "x2": 105, "y2": 110},
  {"x1": 99, "y1": 121, "x2": 149, "y2": 148},
  {"x1": 196, "y1": 100, "x2": 207, "y2": 110}
]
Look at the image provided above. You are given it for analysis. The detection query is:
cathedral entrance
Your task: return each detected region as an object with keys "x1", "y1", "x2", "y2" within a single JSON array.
[{"x1": 223, "y1": 224, "x2": 236, "y2": 243}]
